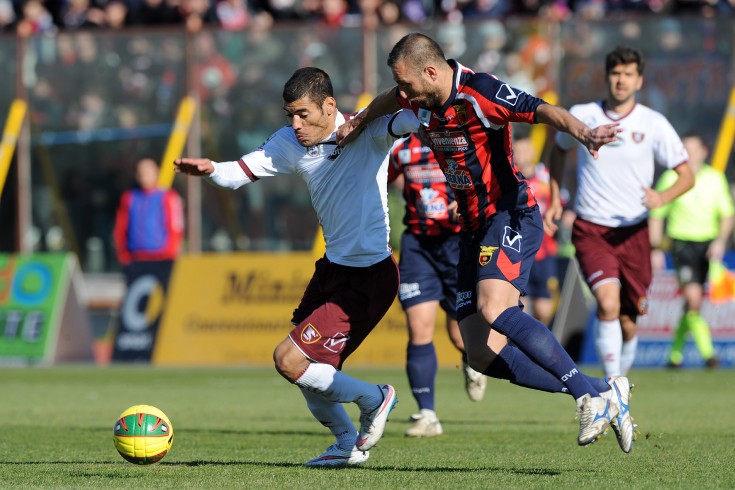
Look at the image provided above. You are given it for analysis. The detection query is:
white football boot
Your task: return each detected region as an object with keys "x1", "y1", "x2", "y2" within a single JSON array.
[
  {"x1": 356, "y1": 384, "x2": 397, "y2": 451},
  {"x1": 576, "y1": 393, "x2": 618, "y2": 446},
  {"x1": 463, "y1": 361, "x2": 487, "y2": 402},
  {"x1": 601, "y1": 376, "x2": 635, "y2": 453},
  {"x1": 405, "y1": 409, "x2": 443, "y2": 438}
]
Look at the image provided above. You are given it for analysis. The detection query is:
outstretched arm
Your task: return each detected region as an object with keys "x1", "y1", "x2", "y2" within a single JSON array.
[
  {"x1": 536, "y1": 104, "x2": 621, "y2": 159},
  {"x1": 336, "y1": 87, "x2": 402, "y2": 146},
  {"x1": 174, "y1": 157, "x2": 215, "y2": 176}
]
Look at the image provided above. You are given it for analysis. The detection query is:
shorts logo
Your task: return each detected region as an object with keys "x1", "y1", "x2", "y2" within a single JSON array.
[
  {"x1": 478, "y1": 245, "x2": 499, "y2": 266},
  {"x1": 324, "y1": 332, "x2": 348, "y2": 353},
  {"x1": 456, "y1": 290, "x2": 472, "y2": 309},
  {"x1": 399, "y1": 282, "x2": 421, "y2": 301},
  {"x1": 638, "y1": 296, "x2": 648, "y2": 315},
  {"x1": 502, "y1": 226, "x2": 522, "y2": 252},
  {"x1": 300, "y1": 324, "x2": 322, "y2": 344}
]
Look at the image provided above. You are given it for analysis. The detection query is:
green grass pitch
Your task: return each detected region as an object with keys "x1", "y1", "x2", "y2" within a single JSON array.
[{"x1": 1, "y1": 365, "x2": 734, "y2": 488}]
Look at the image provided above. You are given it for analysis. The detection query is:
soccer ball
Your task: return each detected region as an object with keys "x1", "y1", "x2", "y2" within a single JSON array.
[{"x1": 113, "y1": 405, "x2": 174, "y2": 465}]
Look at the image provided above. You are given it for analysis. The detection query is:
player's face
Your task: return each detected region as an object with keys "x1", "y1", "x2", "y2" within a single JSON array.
[
  {"x1": 392, "y1": 59, "x2": 444, "y2": 110},
  {"x1": 606, "y1": 63, "x2": 643, "y2": 104},
  {"x1": 284, "y1": 95, "x2": 336, "y2": 148}
]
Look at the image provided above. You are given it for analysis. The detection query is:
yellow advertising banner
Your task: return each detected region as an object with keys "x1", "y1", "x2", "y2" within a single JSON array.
[{"x1": 153, "y1": 253, "x2": 462, "y2": 367}]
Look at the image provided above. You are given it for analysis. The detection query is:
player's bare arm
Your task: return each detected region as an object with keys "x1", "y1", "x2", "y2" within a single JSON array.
[
  {"x1": 642, "y1": 162, "x2": 694, "y2": 210},
  {"x1": 536, "y1": 104, "x2": 620, "y2": 159},
  {"x1": 336, "y1": 87, "x2": 401, "y2": 146},
  {"x1": 543, "y1": 143, "x2": 566, "y2": 236},
  {"x1": 174, "y1": 158, "x2": 214, "y2": 176}
]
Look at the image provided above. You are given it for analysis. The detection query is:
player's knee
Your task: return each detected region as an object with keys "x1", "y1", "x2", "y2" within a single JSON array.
[
  {"x1": 273, "y1": 340, "x2": 306, "y2": 383},
  {"x1": 595, "y1": 296, "x2": 620, "y2": 319}
]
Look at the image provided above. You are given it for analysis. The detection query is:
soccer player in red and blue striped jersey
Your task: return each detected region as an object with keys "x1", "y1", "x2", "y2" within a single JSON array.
[{"x1": 337, "y1": 32, "x2": 634, "y2": 450}]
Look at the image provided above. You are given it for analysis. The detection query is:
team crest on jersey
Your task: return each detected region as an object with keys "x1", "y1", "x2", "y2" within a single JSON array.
[
  {"x1": 478, "y1": 245, "x2": 499, "y2": 266},
  {"x1": 453, "y1": 104, "x2": 467, "y2": 125},
  {"x1": 632, "y1": 132, "x2": 645, "y2": 143},
  {"x1": 324, "y1": 332, "x2": 349, "y2": 353},
  {"x1": 495, "y1": 84, "x2": 519, "y2": 106},
  {"x1": 300, "y1": 323, "x2": 322, "y2": 344},
  {"x1": 307, "y1": 145, "x2": 321, "y2": 157},
  {"x1": 398, "y1": 148, "x2": 412, "y2": 164},
  {"x1": 502, "y1": 226, "x2": 522, "y2": 252}
]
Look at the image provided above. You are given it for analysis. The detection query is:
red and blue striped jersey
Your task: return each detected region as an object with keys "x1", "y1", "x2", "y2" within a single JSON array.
[
  {"x1": 396, "y1": 60, "x2": 543, "y2": 232},
  {"x1": 388, "y1": 133, "x2": 461, "y2": 237}
]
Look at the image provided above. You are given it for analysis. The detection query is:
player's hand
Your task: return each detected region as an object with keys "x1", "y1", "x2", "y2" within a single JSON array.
[
  {"x1": 642, "y1": 186, "x2": 663, "y2": 209},
  {"x1": 707, "y1": 238, "x2": 727, "y2": 262},
  {"x1": 174, "y1": 158, "x2": 215, "y2": 176},
  {"x1": 585, "y1": 122, "x2": 622, "y2": 159},
  {"x1": 448, "y1": 200, "x2": 461, "y2": 223},
  {"x1": 543, "y1": 201, "x2": 563, "y2": 236},
  {"x1": 336, "y1": 115, "x2": 364, "y2": 146}
]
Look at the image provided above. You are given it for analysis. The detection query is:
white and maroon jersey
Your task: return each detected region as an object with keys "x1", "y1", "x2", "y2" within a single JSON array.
[
  {"x1": 555, "y1": 101, "x2": 687, "y2": 227},
  {"x1": 206, "y1": 110, "x2": 419, "y2": 267}
]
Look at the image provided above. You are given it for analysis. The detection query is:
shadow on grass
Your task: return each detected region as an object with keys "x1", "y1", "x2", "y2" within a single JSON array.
[{"x1": 0, "y1": 460, "x2": 563, "y2": 475}]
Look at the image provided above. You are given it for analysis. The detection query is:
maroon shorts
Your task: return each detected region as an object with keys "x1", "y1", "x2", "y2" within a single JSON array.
[
  {"x1": 571, "y1": 217, "x2": 652, "y2": 317},
  {"x1": 288, "y1": 255, "x2": 399, "y2": 369}
]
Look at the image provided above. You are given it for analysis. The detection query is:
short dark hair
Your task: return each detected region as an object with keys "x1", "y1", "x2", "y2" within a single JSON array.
[
  {"x1": 388, "y1": 33, "x2": 446, "y2": 73},
  {"x1": 282, "y1": 67, "x2": 334, "y2": 107},
  {"x1": 606, "y1": 46, "x2": 644, "y2": 75}
]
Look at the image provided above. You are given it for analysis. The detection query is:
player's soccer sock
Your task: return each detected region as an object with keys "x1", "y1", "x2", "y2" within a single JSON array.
[
  {"x1": 300, "y1": 387, "x2": 358, "y2": 451},
  {"x1": 595, "y1": 319, "x2": 623, "y2": 377},
  {"x1": 620, "y1": 335, "x2": 638, "y2": 375},
  {"x1": 491, "y1": 306, "x2": 600, "y2": 399},
  {"x1": 669, "y1": 314, "x2": 690, "y2": 365},
  {"x1": 295, "y1": 362, "x2": 384, "y2": 413},
  {"x1": 485, "y1": 343, "x2": 611, "y2": 394},
  {"x1": 406, "y1": 342, "x2": 437, "y2": 411},
  {"x1": 687, "y1": 311, "x2": 716, "y2": 360}
]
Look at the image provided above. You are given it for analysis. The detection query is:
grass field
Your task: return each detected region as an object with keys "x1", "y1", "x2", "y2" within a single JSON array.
[{"x1": 1, "y1": 365, "x2": 734, "y2": 489}]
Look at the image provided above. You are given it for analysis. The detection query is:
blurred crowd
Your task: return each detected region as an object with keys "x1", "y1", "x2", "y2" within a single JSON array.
[{"x1": 1, "y1": 0, "x2": 734, "y2": 35}]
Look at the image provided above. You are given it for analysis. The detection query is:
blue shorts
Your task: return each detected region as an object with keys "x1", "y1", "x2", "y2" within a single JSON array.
[
  {"x1": 397, "y1": 232, "x2": 459, "y2": 317},
  {"x1": 456, "y1": 207, "x2": 543, "y2": 322},
  {"x1": 527, "y1": 256, "x2": 558, "y2": 299}
]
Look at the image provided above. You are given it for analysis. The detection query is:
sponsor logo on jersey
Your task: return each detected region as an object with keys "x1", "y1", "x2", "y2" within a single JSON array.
[
  {"x1": 327, "y1": 145, "x2": 343, "y2": 160},
  {"x1": 428, "y1": 131, "x2": 469, "y2": 152},
  {"x1": 300, "y1": 323, "x2": 322, "y2": 344},
  {"x1": 443, "y1": 158, "x2": 472, "y2": 189},
  {"x1": 324, "y1": 332, "x2": 349, "y2": 353},
  {"x1": 418, "y1": 188, "x2": 449, "y2": 219},
  {"x1": 398, "y1": 148, "x2": 412, "y2": 164},
  {"x1": 404, "y1": 165, "x2": 446, "y2": 184},
  {"x1": 495, "y1": 83, "x2": 519, "y2": 106},
  {"x1": 479, "y1": 245, "x2": 499, "y2": 266},
  {"x1": 502, "y1": 226, "x2": 522, "y2": 252}
]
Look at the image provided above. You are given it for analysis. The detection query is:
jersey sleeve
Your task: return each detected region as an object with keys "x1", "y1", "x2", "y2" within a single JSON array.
[
  {"x1": 462, "y1": 73, "x2": 544, "y2": 128},
  {"x1": 714, "y1": 170, "x2": 735, "y2": 218},
  {"x1": 652, "y1": 115, "x2": 688, "y2": 170},
  {"x1": 363, "y1": 110, "x2": 419, "y2": 152}
]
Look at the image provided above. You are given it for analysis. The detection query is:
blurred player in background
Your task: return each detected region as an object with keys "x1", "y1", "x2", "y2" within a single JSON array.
[
  {"x1": 512, "y1": 135, "x2": 558, "y2": 327},
  {"x1": 113, "y1": 157, "x2": 184, "y2": 271},
  {"x1": 174, "y1": 67, "x2": 420, "y2": 467},
  {"x1": 388, "y1": 133, "x2": 486, "y2": 438},
  {"x1": 649, "y1": 131, "x2": 734, "y2": 369},
  {"x1": 337, "y1": 32, "x2": 635, "y2": 453},
  {"x1": 546, "y1": 46, "x2": 693, "y2": 378}
]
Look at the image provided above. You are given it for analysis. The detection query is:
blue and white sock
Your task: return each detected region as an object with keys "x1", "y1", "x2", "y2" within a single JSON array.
[
  {"x1": 295, "y1": 363, "x2": 383, "y2": 412},
  {"x1": 300, "y1": 387, "x2": 357, "y2": 451}
]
